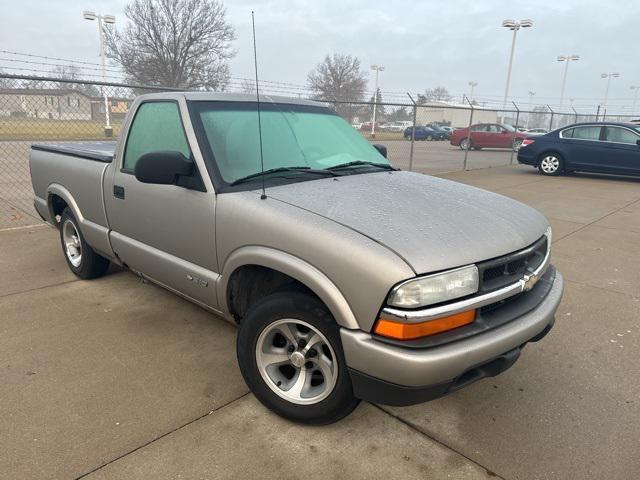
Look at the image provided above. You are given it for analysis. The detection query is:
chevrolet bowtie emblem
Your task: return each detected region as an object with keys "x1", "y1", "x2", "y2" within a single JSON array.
[{"x1": 521, "y1": 272, "x2": 539, "y2": 292}]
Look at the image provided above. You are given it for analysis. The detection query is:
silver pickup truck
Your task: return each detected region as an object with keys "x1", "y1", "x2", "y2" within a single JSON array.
[{"x1": 30, "y1": 92, "x2": 563, "y2": 424}]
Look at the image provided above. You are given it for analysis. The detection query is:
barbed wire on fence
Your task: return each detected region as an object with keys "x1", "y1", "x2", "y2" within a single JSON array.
[{"x1": 0, "y1": 73, "x2": 638, "y2": 229}]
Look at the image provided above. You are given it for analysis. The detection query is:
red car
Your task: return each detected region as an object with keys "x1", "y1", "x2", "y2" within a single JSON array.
[{"x1": 450, "y1": 123, "x2": 527, "y2": 151}]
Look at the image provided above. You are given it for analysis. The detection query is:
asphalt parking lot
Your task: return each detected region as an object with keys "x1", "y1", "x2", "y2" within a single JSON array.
[{"x1": 2, "y1": 164, "x2": 639, "y2": 479}]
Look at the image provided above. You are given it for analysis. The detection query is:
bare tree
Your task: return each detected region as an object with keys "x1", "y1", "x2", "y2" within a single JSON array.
[
  {"x1": 307, "y1": 53, "x2": 367, "y2": 120},
  {"x1": 106, "y1": 0, "x2": 235, "y2": 90},
  {"x1": 49, "y1": 65, "x2": 100, "y2": 96},
  {"x1": 307, "y1": 53, "x2": 367, "y2": 102},
  {"x1": 418, "y1": 86, "x2": 452, "y2": 104}
]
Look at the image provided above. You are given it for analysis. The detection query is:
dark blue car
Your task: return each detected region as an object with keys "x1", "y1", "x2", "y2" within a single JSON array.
[
  {"x1": 517, "y1": 122, "x2": 640, "y2": 176},
  {"x1": 403, "y1": 126, "x2": 445, "y2": 141}
]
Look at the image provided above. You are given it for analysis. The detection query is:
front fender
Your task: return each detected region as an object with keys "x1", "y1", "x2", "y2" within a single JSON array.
[{"x1": 217, "y1": 246, "x2": 359, "y2": 330}]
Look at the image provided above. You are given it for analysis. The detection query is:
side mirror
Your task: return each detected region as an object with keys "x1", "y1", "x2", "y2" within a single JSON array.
[
  {"x1": 373, "y1": 144, "x2": 387, "y2": 158},
  {"x1": 134, "y1": 151, "x2": 193, "y2": 185}
]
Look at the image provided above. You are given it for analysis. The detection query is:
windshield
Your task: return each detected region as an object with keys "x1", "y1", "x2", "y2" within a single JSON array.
[{"x1": 190, "y1": 101, "x2": 389, "y2": 185}]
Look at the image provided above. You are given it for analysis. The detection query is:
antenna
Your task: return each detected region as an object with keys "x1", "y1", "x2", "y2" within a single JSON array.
[{"x1": 251, "y1": 11, "x2": 267, "y2": 200}]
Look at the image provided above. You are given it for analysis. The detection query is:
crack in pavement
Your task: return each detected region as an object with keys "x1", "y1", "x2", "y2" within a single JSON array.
[
  {"x1": 73, "y1": 391, "x2": 251, "y2": 480},
  {"x1": 373, "y1": 404, "x2": 507, "y2": 479}
]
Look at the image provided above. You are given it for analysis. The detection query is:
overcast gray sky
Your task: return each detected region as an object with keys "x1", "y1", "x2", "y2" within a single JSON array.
[{"x1": 1, "y1": 0, "x2": 639, "y2": 113}]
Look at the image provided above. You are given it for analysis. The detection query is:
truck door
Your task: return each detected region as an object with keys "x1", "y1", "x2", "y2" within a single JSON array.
[{"x1": 104, "y1": 99, "x2": 219, "y2": 308}]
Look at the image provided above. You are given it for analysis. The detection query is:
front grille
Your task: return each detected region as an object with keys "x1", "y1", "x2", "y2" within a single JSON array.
[{"x1": 477, "y1": 236, "x2": 547, "y2": 293}]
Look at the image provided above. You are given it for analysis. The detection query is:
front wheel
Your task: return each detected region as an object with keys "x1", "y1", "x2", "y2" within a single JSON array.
[
  {"x1": 59, "y1": 207, "x2": 110, "y2": 279},
  {"x1": 459, "y1": 137, "x2": 471, "y2": 150},
  {"x1": 538, "y1": 153, "x2": 563, "y2": 176},
  {"x1": 237, "y1": 291, "x2": 360, "y2": 424}
]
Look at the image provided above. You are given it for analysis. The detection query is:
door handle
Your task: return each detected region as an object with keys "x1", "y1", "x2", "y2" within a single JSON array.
[{"x1": 113, "y1": 185, "x2": 125, "y2": 199}]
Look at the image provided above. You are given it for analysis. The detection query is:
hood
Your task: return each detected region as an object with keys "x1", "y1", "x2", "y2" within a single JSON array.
[{"x1": 265, "y1": 171, "x2": 548, "y2": 274}]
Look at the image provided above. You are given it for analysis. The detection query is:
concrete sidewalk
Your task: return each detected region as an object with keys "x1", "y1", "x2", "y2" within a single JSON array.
[{"x1": 2, "y1": 165, "x2": 639, "y2": 479}]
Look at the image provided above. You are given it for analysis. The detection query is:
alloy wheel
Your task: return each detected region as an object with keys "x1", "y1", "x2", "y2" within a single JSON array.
[{"x1": 255, "y1": 319, "x2": 338, "y2": 405}]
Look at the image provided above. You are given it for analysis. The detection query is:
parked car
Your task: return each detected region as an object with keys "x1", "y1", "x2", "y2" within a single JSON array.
[
  {"x1": 526, "y1": 128, "x2": 549, "y2": 136},
  {"x1": 403, "y1": 126, "x2": 446, "y2": 141},
  {"x1": 351, "y1": 122, "x2": 363, "y2": 130},
  {"x1": 518, "y1": 122, "x2": 640, "y2": 176},
  {"x1": 428, "y1": 124, "x2": 451, "y2": 140},
  {"x1": 439, "y1": 126, "x2": 455, "y2": 133},
  {"x1": 450, "y1": 123, "x2": 528, "y2": 151},
  {"x1": 30, "y1": 92, "x2": 563, "y2": 424},
  {"x1": 380, "y1": 122, "x2": 405, "y2": 132}
]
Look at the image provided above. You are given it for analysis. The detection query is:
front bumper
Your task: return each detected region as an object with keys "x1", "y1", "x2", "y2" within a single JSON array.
[{"x1": 341, "y1": 270, "x2": 563, "y2": 405}]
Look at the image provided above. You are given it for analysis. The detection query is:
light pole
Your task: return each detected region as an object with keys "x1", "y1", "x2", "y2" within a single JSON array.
[
  {"x1": 630, "y1": 85, "x2": 640, "y2": 115},
  {"x1": 83, "y1": 11, "x2": 116, "y2": 136},
  {"x1": 501, "y1": 19, "x2": 533, "y2": 122},
  {"x1": 526, "y1": 91, "x2": 535, "y2": 128},
  {"x1": 468, "y1": 81, "x2": 478, "y2": 102},
  {"x1": 601, "y1": 72, "x2": 620, "y2": 118},
  {"x1": 370, "y1": 64, "x2": 384, "y2": 138},
  {"x1": 557, "y1": 55, "x2": 579, "y2": 110}
]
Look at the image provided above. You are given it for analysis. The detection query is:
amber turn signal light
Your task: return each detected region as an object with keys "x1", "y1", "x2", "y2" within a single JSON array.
[{"x1": 374, "y1": 310, "x2": 476, "y2": 340}]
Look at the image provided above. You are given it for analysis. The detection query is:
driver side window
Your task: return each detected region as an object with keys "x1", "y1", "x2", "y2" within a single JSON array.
[{"x1": 123, "y1": 102, "x2": 192, "y2": 171}]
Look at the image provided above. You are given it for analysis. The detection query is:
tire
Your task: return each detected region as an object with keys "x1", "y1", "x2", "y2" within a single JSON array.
[
  {"x1": 59, "y1": 207, "x2": 110, "y2": 279},
  {"x1": 538, "y1": 153, "x2": 564, "y2": 176},
  {"x1": 459, "y1": 137, "x2": 471, "y2": 150},
  {"x1": 512, "y1": 138, "x2": 524, "y2": 152},
  {"x1": 426, "y1": 135, "x2": 433, "y2": 141},
  {"x1": 237, "y1": 291, "x2": 360, "y2": 425}
]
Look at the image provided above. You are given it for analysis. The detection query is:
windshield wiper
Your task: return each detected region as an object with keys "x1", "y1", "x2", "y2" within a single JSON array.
[
  {"x1": 327, "y1": 160, "x2": 399, "y2": 171},
  {"x1": 230, "y1": 167, "x2": 341, "y2": 186}
]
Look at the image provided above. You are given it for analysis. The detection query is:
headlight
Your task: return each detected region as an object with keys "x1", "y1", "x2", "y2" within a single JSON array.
[{"x1": 387, "y1": 265, "x2": 479, "y2": 308}]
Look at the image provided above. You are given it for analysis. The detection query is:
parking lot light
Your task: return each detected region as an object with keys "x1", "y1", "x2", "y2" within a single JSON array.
[
  {"x1": 601, "y1": 72, "x2": 620, "y2": 116},
  {"x1": 83, "y1": 10, "x2": 116, "y2": 135},
  {"x1": 468, "y1": 81, "x2": 478, "y2": 102},
  {"x1": 557, "y1": 55, "x2": 579, "y2": 110},
  {"x1": 501, "y1": 19, "x2": 533, "y2": 123},
  {"x1": 370, "y1": 64, "x2": 384, "y2": 138},
  {"x1": 630, "y1": 86, "x2": 640, "y2": 115}
]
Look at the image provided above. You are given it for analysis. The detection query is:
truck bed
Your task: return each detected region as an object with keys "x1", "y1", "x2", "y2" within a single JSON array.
[{"x1": 31, "y1": 141, "x2": 117, "y2": 163}]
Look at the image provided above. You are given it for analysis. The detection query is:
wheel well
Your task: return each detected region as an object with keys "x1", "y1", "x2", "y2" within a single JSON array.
[
  {"x1": 49, "y1": 194, "x2": 69, "y2": 225},
  {"x1": 226, "y1": 265, "x2": 315, "y2": 323}
]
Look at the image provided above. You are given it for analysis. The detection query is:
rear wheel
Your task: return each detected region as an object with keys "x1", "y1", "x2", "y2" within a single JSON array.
[
  {"x1": 538, "y1": 153, "x2": 563, "y2": 176},
  {"x1": 237, "y1": 291, "x2": 360, "y2": 424},
  {"x1": 459, "y1": 137, "x2": 471, "y2": 150},
  {"x1": 59, "y1": 207, "x2": 110, "y2": 279}
]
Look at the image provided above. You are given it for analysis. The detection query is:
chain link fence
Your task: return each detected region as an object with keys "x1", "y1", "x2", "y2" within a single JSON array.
[{"x1": 1, "y1": 73, "x2": 638, "y2": 229}]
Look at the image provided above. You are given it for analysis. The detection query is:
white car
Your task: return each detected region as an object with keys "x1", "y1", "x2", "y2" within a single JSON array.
[{"x1": 525, "y1": 128, "x2": 549, "y2": 136}]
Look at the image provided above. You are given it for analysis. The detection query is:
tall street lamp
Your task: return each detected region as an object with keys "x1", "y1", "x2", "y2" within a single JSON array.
[
  {"x1": 630, "y1": 85, "x2": 640, "y2": 115},
  {"x1": 370, "y1": 64, "x2": 384, "y2": 138},
  {"x1": 468, "y1": 81, "x2": 478, "y2": 102},
  {"x1": 83, "y1": 11, "x2": 116, "y2": 136},
  {"x1": 501, "y1": 19, "x2": 533, "y2": 122},
  {"x1": 601, "y1": 72, "x2": 620, "y2": 117},
  {"x1": 526, "y1": 91, "x2": 535, "y2": 128},
  {"x1": 557, "y1": 55, "x2": 579, "y2": 110}
]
